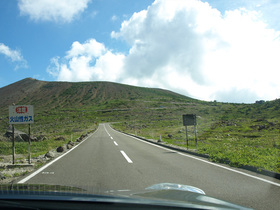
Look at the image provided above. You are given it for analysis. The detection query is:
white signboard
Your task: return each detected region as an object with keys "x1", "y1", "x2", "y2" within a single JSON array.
[{"x1": 9, "y1": 105, "x2": 34, "y2": 124}]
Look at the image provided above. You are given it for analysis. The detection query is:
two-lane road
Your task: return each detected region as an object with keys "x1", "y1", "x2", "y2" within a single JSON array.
[{"x1": 19, "y1": 124, "x2": 280, "y2": 209}]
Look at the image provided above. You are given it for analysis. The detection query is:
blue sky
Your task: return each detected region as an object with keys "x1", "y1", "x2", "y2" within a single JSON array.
[{"x1": 1, "y1": 0, "x2": 280, "y2": 103}]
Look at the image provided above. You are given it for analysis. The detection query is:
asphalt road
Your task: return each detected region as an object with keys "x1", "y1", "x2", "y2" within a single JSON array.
[{"x1": 19, "y1": 123, "x2": 280, "y2": 209}]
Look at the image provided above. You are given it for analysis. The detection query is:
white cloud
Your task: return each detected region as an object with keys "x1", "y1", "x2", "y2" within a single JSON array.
[
  {"x1": 205, "y1": 0, "x2": 280, "y2": 29},
  {"x1": 0, "y1": 43, "x2": 23, "y2": 62},
  {"x1": 18, "y1": 0, "x2": 91, "y2": 23},
  {"x1": 47, "y1": 39, "x2": 125, "y2": 82},
  {"x1": 111, "y1": 0, "x2": 280, "y2": 102},
  {"x1": 90, "y1": 10, "x2": 98, "y2": 18},
  {"x1": 111, "y1": 15, "x2": 118, "y2": 22},
  {"x1": 0, "y1": 43, "x2": 28, "y2": 69},
  {"x1": 48, "y1": 0, "x2": 280, "y2": 103},
  {"x1": 66, "y1": 39, "x2": 106, "y2": 59}
]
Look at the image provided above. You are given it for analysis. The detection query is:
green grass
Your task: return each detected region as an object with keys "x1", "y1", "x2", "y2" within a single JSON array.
[
  {"x1": 0, "y1": 112, "x2": 98, "y2": 160},
  {"x1": 13, "y1": 171, "x2": 29, "y2": 177},
  {"x1": 113, "y1": 119, "x2": 280, "y2": 173},
  {"x1": 111, "y1": 101, "x2": 280, "y2": 173},
  {"x1": 1, "y1": 135, "x2": 75, "y2": 157},
  {"x1": 1, "y1": 80, "x2": 279, "y2": 173}
]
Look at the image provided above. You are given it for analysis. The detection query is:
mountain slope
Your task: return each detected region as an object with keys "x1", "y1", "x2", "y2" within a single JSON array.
[
  {"x1": 0, "y1": 78, "x2": 196, "y2": 111},
  {"x1": 0, "y1": 78, "x2": 46, "y2": 108},
  {"x1": 0, "y1": 78, "x2": 279, "y2": 173}
]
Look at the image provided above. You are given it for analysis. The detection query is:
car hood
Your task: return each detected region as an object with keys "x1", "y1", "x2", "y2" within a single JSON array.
[{"x1": 0, "y1": 183, "x2": 252, "y2": 209}]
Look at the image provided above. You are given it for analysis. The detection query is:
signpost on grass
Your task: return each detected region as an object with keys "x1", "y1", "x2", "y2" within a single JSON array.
[
  {"x1": 182, "y1": 114, "x2": 197, "y2": 150},
  {"x1": 9, "y1": 105, "x2": 34, "y2": 164}
]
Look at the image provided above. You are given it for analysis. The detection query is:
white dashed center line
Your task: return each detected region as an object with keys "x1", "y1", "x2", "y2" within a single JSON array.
[{"x1": 120, "y1": 150, "x2": 133, "y2": 163}]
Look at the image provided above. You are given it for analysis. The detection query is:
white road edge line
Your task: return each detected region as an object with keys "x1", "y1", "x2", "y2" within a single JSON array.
[
  {"x1": 103, "y1": 124, "x2": 111, "y2": 137},
  {"x1": 18, "y1": 127, "x2": 99, "y2": 184},
  {"x1": 109, "y1": 125, "x2": 280, "y2": 187},
  {"x1": 114, "y1": 141, "x2": 118, "y2": 146},
  {"x1": 104, "y1": 124, "x2": 113, "y2": 140},
  {"x1": 120, "y1": 150, "x2": 133, "y2": 163}
]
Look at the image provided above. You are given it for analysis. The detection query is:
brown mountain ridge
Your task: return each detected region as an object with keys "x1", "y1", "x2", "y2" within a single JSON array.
[{"x1": 0, "y1": 78, "x2": 196, "y2": 111}]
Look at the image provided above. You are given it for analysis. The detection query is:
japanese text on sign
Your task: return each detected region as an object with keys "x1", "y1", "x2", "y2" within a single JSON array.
[{"x1": 9, "y1": 105, "x2": 34, "y2": 124}]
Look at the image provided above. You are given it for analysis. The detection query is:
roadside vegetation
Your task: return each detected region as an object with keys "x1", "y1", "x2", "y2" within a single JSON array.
[
  {"x1": 0, "y1": 78, "x2": 279, "y2": 175},
  {"x1": 111, "y1": 100, "x2": 280, "y2": 173},
  {"x1": 0, "y1": 108, "x2": 98, "y2": 161}
]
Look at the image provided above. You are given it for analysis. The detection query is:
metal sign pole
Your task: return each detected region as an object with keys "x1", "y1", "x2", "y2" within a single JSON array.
[
  {"x1": 183, "y1": 114, "x2": 197, "y2": 150},
  {"x1": 12, "y1": 124, "x2": 15, "y2": 164},
  {"x1": 185, "y1": 125, "x2": 188, "y2": 150},
  {"x1": 28, "y1": 124, "x2": 31, "y2": 164},
  {"x1": 195, "y1": 124, "x2": 197, "y2": 148},
  {"x1": 9, "y1": 105, "x2": 34, "y2": 165}
]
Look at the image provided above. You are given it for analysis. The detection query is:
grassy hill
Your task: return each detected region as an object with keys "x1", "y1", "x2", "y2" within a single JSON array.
[
  {"x1": 0, "y1": 78, "x2": 196, "y2": 110},
  {"x1": 0, "y1": 78, "x2": 279, "y2": 173}
]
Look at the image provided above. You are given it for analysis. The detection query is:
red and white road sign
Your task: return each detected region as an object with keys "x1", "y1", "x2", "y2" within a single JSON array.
[{"x1": 9, "y1": 105, "x2": 34, "y2": 124}]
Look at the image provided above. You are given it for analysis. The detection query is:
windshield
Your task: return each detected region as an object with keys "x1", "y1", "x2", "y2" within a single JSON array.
[{"x1": 0, "y1": 0, "x2": 279, "y2": 210}]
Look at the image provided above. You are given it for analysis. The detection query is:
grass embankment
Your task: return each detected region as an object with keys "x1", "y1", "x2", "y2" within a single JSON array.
[
  {"x1": 111, "y1": 101, "x2": 280, "y2": 173},
  {"x1": 0, "y1": 79, "x2": 279, "y2": 174},
  {"x1": 0, "y1": 108, "x2": 98, "y2": 161}
]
